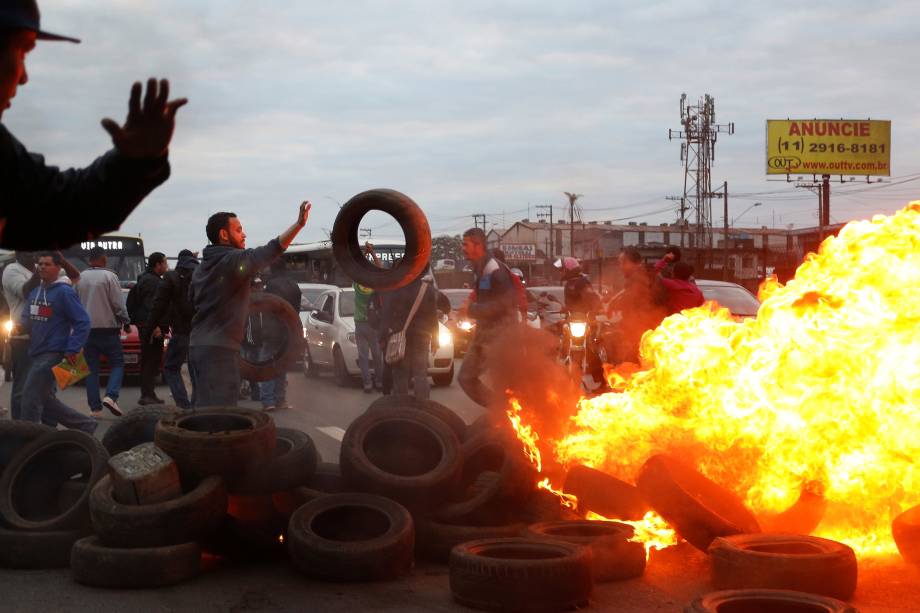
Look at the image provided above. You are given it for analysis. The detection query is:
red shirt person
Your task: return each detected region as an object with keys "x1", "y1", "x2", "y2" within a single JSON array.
[{"x1": 654, "y1": 255, "x2": 704, "y2": 314}]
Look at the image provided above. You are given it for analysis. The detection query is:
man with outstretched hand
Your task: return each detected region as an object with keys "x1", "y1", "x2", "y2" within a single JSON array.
[
  {"x1": 189, "y1": 202, "x2": 312, "y2": 407},
  {"x1": 0, "y1": 0, "x2": 187, "y2": 249}
]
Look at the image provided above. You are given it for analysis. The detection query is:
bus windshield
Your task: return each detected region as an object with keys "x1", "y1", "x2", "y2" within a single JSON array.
[
  {"x1": 283, "y1": 240, "x2": 406, "y2": 286},
  {"x1": 61, "y1": 236, "x2": 146, "y2": 286}
]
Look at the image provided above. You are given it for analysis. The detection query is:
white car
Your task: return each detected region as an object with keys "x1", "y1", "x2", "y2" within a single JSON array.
[
  {"x1": 298, "y1": 282, "x2": 337, "y2": 311},
  {"x1": 303, "y1": 287, "x2": 455, "y2": 387}
]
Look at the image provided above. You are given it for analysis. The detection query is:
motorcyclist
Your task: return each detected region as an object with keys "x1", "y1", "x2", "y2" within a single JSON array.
[{"x1": 556, "y1": 257, "x2": 604, "y2": 389}]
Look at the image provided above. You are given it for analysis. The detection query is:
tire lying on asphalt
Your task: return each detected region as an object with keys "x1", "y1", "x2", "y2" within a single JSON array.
[
  {"x1": 526, "y1": 520, "x2": 646, "y2": 582},
  {"x1": 0, "y1": 527, "x2": 87, "y2": 569},
  {"x1": 273, "y1": 486, "x2": 328, "y2": 518},
  {"x1": 563, "y1": 464, "x2": 648, "y2": 521},
  {"x1": 436, "y1": 433, "x2": 536, "y2": 526},
  {"x1": 239, "y1": 292, "x2": 303, "y2": 382},
  {"x1": 449, "y1": 537, "x2": 593, "y2": 613},
  {"x1": 100, "y1": 405, "x2": 180, "y2": 455},
  {"x1": 234, "y1": 428, "x2": 319, "y2": 495},
  {"x1": 893, "y1": 502, "x2": 920, "y2": 565},
  {"x1": 0, "y1": 421, "x2": 53, "y2": 473},
  {"x1": 331, "y1": 189, "x2": 431, "y2": 290},
  {"x1": 415, "y1": 518, "x2": 525, "y2": 563},
  {"x1": 90, "y1": 475, "x2": 227, "y2": 548},
  {"x1": 708, "y1": 533, "x2": 858, "y2": 601},
  {"x1": 71, "y1": 536, "x2": 201, "y2": 589},
  {"x1": 0, "y1": 430, "x2": 108, "y2": 531},
  {"x1": 758, "y1": 488, "x2": 827, "y2": 535},
  {"x1": 368, "y1": 394, "x2": 468, "y2": 443},
  {"x1": 287, "y1": 492, "x2": 414, "y2": 582},
  {"x1": 685, "y1": 588, "x2": 858, "y2": 613},
  {"x1": 340, "y1": 409, "x2": 462, "y2": 512},
  {"x1": 155, "y1": 407, "x2": 276, "y2": 490},
  {"x1": 519, "y1": 487, "x2": 581, "y2": 525},
  {"x1": 636, "y1": 454, "x2": 760, "y2": 552}
]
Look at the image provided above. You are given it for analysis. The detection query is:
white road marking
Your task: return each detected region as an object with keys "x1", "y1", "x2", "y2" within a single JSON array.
[{"x1": 317, "y1": 426, "x2": 346, "y2": 442}]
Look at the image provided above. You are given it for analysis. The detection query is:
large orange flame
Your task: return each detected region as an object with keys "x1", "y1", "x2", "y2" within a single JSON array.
[{"x1": 533, "y1": 202, "x2": 920, "y2": 555}]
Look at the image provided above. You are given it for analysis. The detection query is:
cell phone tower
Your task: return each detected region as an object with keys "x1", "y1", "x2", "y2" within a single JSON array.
[{"x1": 669, "y1": 94, "x2": 733, "y2": 258}]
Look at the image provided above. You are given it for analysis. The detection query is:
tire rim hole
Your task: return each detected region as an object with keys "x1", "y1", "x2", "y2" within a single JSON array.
[
  {"x1": 363, "y1": 421, "x2": 442, "y2": 476},
  {"x1": 745, "y1": 542, "x2": 825, "y2": 555},
  {"x1": 179, "y1": 415, "x2": 253, "y2": 433},
  {"x1": 310, "y1": 505, "x2": 391, "y2": 541},
  {"x1": 11, "y1": 444, "x2": 89, "y2": 521},
  {"x1": 476, "y1": 546, "x2": 567, "y2": 560},
  {"x1": 542, "y1": 522, "x2": 629, "y2": 539},
  {"x1": 716, "y1": 599, "x2": 830, "y2": 613}
]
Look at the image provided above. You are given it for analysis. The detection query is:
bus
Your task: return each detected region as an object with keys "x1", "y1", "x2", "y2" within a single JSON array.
[
  {"x1": 60, "y1": 234, "x2": 146, "y2": 287},
  {"x1": 282, "y1": 238, "x2": 406, "y2": 286}
]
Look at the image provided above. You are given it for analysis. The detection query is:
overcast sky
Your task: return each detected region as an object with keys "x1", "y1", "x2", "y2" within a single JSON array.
[{"x1": 7, "y1": 0, "x2": 920, "y2": 256}]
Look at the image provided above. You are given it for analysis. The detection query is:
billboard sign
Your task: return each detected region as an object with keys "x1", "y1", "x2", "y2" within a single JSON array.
[
  {"x1": 766, "y1": 119, "x2": 890, "y2": 176},
  {"x1": 502, "y1": 243, "x2": 537, "y2": 262}
]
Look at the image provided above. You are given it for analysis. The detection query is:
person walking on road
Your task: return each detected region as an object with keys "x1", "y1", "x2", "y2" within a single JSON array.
[
  {"x1": 128, "y1": 252, "x2": 168, "y2": 405},
  {"x1": 75, "y1": 246, "x2": 128, "y2": 418},
  {"x1": 0, "y1": 1, "x2": 186, "y2": 250},
  {"x1": 379, "y1": 268, "x2": 438, "y2": 401},
  {"x1": 258, "y1": 259, "x2": 301, "y2": 411},
  {"x1": 19, "y1": 253, "x2": 95, "y2": 433},
  {"x1": 354, "y1": 243, "x2": 384, "y2": 393},
  {"x1": 148, "y1": 249, "x2": 199, "y2": 409},
  {"x1": 189, "y1": 201, "x2": 312, "y2": 407},
  {"x1": 2, "y1": 250, "x2": 37, "y2": 418},
  {"x1": 457, "y1": 228, "x2": 517, "y2": 410}
]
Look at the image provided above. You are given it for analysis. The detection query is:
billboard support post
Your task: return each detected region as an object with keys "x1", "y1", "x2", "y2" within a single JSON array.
[
  {"x1": 722, "y1": 182, "x2": 729, "y2": 280},
  {"x1": 820, "y1": 174, "x2": 831, "y2": 242}
]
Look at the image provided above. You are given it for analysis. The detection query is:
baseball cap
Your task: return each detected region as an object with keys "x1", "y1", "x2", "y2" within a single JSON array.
[{"x1": 0, "y1": 0, "x2": 80, "y2": 43}]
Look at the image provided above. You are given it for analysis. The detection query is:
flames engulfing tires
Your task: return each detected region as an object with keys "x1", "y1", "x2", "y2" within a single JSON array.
[
  {"x1": 449, "y1": 538, "x2": 593, "y2": 613},
  {"x1": 525, "y1": 520, "x2": 646, "y2": 583},
  {"x1": 685, "y1": 589, "x2": 858, "y2": 613},
  {"x1": 563, "y1": 464, "x2": 648, "y2": 521},
  {"x1": 154, "y1": 407, "x2": 276, "y2": 491},
  {"x1": 239, "y1": 292, "x2": 303, "y2": 383},
  {"x1": 636, "y1": 454, "x2": 761, "y2": 552},
  {"x1": 71, "y1": 536, "x2": 201, "y2": 589},
  {"x1": 340, "y1": 409, "x2": 462, "y2": 513},
  {"x1": 331, "y1": 189, "x2": 431, "y2": 290},
  {"x1": 90, "y1": 475, "x2": 227, "y2": 548},
  {"x1": 892, "y1": 503, "x2": 920, "y2": 565},
  {"x1": 708, "y1": 533, "x2": 858, "y2": 601},
  {"x1": 287, "y1": 493, "x2": 414, "y2": 582},
  {"x1": 0, "y1": 430, "x2": 108, "y2": 532}
]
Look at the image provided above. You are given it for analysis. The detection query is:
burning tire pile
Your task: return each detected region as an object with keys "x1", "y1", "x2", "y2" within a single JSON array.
[{"x1": 1, "y1": 403, "x2": 912, "y2": 610}]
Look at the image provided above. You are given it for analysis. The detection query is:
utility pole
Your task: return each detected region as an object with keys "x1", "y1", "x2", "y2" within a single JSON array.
[
  {"x1": 722, "y1": 183, "x2": 728, "y2": 280},
  {"x1": 665, "y1": 196, "x2": 688, "y2": 247},
  {"x1": 564, "y1": 192, "x2": 582, "y2": 257},
  {"x1": 536, "y1": 204, "x2": 554, "y2": 259},
  {"x1": 472, "y1": 214, "x2": 487, "y2": 232}
]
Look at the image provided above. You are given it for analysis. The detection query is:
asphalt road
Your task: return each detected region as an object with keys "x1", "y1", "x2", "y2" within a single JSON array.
[{"x1": 0, "y1": 365, "x2": 917, "y2": 612}]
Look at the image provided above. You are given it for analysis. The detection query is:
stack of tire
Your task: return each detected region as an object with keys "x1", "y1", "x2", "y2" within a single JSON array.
[{"x1": 0, "y1": 423, "x2": 108, "y2": 570}]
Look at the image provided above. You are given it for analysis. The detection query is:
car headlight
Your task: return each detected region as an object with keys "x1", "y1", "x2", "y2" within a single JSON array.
[
  {"x1": 3, "y1": 319, "x2": 13, "y2": 334},
  {"x1": 438, "y1": 329, "x2": 452, "y2": 347},
  {"x1": 569, "y1": 321, "x2": 587, "y2": 339},
  {"x1": 458, "y1": 320, "x2": 473, "y2": 331},
  {"x1": 347, "y1": 332, "x2": 356, "y2": 344}
]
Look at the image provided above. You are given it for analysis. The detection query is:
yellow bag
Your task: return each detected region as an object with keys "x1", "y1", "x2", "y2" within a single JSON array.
[{"x1": 52, "y1": 351, "x2": 90, "y2": 390}]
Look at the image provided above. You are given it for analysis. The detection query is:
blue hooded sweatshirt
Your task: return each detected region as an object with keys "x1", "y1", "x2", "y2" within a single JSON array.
[{"x1": 20, "y1": 279, "x2": 91, "y2": 357}]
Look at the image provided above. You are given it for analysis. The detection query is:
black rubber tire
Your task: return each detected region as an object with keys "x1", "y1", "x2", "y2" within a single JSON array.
[
  {"x1": 893, "y1": 503, "x2": 920, "y2": 565},
  {"x1": 340, "y1": 409, "x2": 462, "y2": 513},
  {"x1": 368, "y1": 394, "x2": 468, "y2": 443},
  {"x1": 685, "y1": 589, "x2": 858, "y2": 613},
  {"x1": 0, "y1": 527, "x2": 87, "y2": 569},
  {"x1": 0, "y1": 430, "x2": 108, "y2": 531},
  {"x1": 332, "y1": 188, "x2": 432, "y2": 290},
  {"x1": 415, "y1": 518, "x2": 525, "y2": 563},
  {"x1": 305, "y1": 461, "x2": 347, "y2": 493},
  {"x1": 432, "y1": 363, "x2": 454, "y2": 387},
  {"x1": 708, "y1": 533, "x2": 858, "y2": 601},
  {"x1": 449, "y1": 537, "x2": 593, "y2": 612},
  {"x1": 563, "y1": 464, "x2": 648, "y2": 521},
  {"x1": 287, "y1": 492, "x2": 414, "y2": 582},
  {"x1": 519, "y1": 487, "x2": 581, "y2": 525},
  {"x1": 71, "y1": 536, "x2": 201, "y2": 589},
  {"x1": 234, "y1": 428, "x2": 319, "y2": 495},
  {"x1": 759, "y1": 489, "x2": 827, "y2": 535},
  {"x1": 100, "y1": 405, "x2": 180, "y2": 455},
  {"x1": 239, "y1": 292, "x2": 303, "y2": 382},
  {"x1": 273, "y1": 486, "x2": 328, "y2": 518},
  {"x1": 154, "y1": 407, "x2": 276, "y2": 490},
  {"x1": 636, "y1": 454, "x2": 761, "y2": 552},
  {"x1": 435, "y1": 433, "x2": 535, "y2": 526},
  {"x1": 525, "y1": 520, "x2": 646, "y2": 582},
  {"x1": 90, "y1": 474, "x2": 227, "y2": 548},
  {"x1": 332, "y1": 346, "x2": 352, "y2": 387},
  {"x1": 0, "y1": 421, "x2": 53, "y2": 473}
]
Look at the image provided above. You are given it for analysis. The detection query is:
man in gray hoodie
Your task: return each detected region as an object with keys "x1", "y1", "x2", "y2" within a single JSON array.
[
  {"x1": 189, "y1": 201, "x2": 311, "y2": 407},
  {"x1": 75, "y1": 246, "x2": 129, "y2": 418}
]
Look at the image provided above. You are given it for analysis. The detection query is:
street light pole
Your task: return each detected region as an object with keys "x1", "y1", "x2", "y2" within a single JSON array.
[{"x1": 732, "y1": 202, "x2": 762, "y2": 227}]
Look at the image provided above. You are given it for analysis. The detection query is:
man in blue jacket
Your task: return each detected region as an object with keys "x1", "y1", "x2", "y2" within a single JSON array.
[
  {"x1": 190, "y1": 201, "x2": 311, "y2": 407},
  {"x1": 19, "y1": 252, "x2": 95, "y2": 433}
]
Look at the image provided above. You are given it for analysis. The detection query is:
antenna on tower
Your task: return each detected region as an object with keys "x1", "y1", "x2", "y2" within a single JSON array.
[{"x1": 669, "y1": 93, "x2": 734, "y2": 269}]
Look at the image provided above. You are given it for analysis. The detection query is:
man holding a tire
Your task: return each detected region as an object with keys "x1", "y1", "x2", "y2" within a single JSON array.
[{"x1": 189, "y1": 202, "x2": 311, "y2": 407}]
